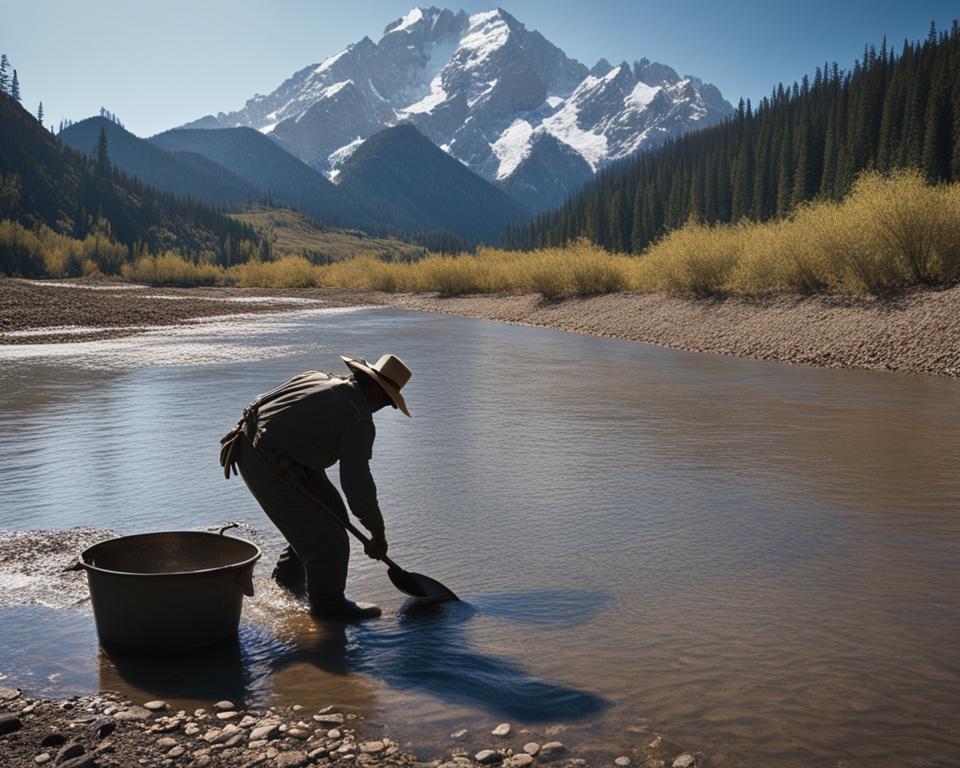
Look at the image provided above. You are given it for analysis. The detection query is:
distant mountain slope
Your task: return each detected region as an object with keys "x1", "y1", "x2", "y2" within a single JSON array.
[
  {"x1": 336, "y1": 123, "x2": 528, "y2": 243},
  {"x1": 180, "y1": 6, "x2": 731, "y2": 207},
  {"x1": 59, "y1": 117, "x2": 259, "y2": 206},
  {"x1": 148, "y1": 127, "x2": 354, "y2": 222},
  {"x1": 0, "y1": 93, "x2": 258, "y2": 259}
]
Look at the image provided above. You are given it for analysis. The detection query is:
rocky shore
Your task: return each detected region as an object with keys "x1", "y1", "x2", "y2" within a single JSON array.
[
  {"x1": 0, "y1": 687, "x2": 701, "y2": 768},
  {"x1": 5, "y1": 277, "x2": 957, "y2": 378}
]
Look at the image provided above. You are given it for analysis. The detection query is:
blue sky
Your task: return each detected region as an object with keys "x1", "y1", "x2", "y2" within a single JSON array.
[{"x1": 2, "y1": 1, "x2": 956, "y2": 137}]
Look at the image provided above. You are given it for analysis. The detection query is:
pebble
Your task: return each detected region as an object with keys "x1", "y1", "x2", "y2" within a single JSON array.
[
  {"x1": 287, "y1": 727, "x2": 309, "y2": 739},
  {"x1": 0, "y1": 713, "x2": 22, "y2": 735},
  {"x1": 275, "y1": 750, "x2": 308, "y2": 767},
  {"x1": 40, "y1": 732, "x2": 68, "y2": 747},
  {"x1": 183, "y1": 724, "x2": 200, "y2": 736},
  {"x1": 0, "y1": 686, "x2": 22, "y2": 701},
  {"x1": 475, "y1": 750, "x2": 503, "y2": 764},
  {"x1": 168, "y1": 746, "x2": 185, "y2": 758},
  {"x1": 56, "y1": 742, "x2": 85, "y2": 762},
  {"x1": 503, "y1": 755, "x2": 534, "y2": 768},
  {"x1": 249, "y1": 723, "x2": 281, "y2": 741},
  {"x1": 57, "y1": 756, "x2": 97, "y2": 768},
  {"x1": 450, "y1": 729, "x2": 469, "y2": 740},
  {"x1": 249, "y1": 739, "x2": 268, "y2": 749},
  {"x1": 213, "y1": 700, "x2": 235, "y2": 711},
  {"x1": 327, "y1": 729, "x2": 342, "y2": 739},
  {"x1": 672, "y1": 755, "x2": 696, "y2": 768},
  {"x1": 313, "y1": 712, "x2": 344, "y2": 725},
  {"x1": 648, "y1": 736, "x2": 662, "y2": 749},
  {"x1": 492, "y1": 723, "x2": 512, "y2": 738},
  {"x1": 216, "y1": 711, "x2": 239, "y2": 720},
  {"x1": 156, "y1": 737, "x2": 178, "y2": 748},
  {"x1": 238, "y1": 715, "x2": 258, "y2": 728},
  {"x1": 308, "y1": 746, "x2": 327, "y2": 760},
  {"x1": 360, "y1": 740, "x2": 385, "y2": 754},
  {"x1": 615, "y1": 757, "x2": 631, "y2": 767},
  {"x1": 34, "y1": 755, "x2": 51, "y2": 765},
  {"x1": 115, "y1": 706, "x2": 152, "y2": 721},
  {"x1": 538, "y1": 741, "x2": 566, "y2": 761},
  {"x1": 144, "y1": 701, "x2": 168, "y2": 712},
  {"x1": 522, "y1": 743, "x2": 540, "y2": 756}
]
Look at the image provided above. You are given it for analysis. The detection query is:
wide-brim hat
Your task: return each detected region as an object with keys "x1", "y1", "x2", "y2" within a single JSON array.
[{"x1": 341, "y1": 354, "x2": 412, "y2": 417}]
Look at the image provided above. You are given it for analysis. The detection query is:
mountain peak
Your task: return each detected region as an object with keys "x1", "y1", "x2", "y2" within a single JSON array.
[{"x1": 181, "y1": 6, "x2": 731, "y2": 210}]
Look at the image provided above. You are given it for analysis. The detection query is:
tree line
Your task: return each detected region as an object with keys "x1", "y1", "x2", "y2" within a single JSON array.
[{"x1": 504, "y1": 20, "x2": 960, "y2": 253}]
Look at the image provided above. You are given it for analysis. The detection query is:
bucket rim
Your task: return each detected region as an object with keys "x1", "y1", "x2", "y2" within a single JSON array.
[{"x1": 79, "y1": 530, "x2": 262, "y2": 578}]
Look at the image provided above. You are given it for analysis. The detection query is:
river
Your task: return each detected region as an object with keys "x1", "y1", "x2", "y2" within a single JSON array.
[{"x1": 1, "y1": 306, "x2": 958, "y2": 767}]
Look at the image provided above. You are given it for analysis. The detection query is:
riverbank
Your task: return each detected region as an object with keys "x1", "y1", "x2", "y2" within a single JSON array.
[
  {"x1": 0, "y1": 689, "x2": 698, "y2": 768},
  {"x1": 3, "y1": 278, "x2": 958, "y2": 377}
]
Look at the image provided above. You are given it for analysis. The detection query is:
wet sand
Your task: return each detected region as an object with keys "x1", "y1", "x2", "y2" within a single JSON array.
[{"x1": 3, "y1": 279, "x2": 959, "y2": 377}]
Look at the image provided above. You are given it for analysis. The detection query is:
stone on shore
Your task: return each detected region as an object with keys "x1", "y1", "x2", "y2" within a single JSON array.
[
  {"x1": 91, "y1": 716, "x2": 116, "y2": 739},
  {"x1": 276, "y1": 750, "x2": 308, "y2": 767},
  {"x1": 143, "y1": 700, "x2": 167, "y2": 712},
  {"x1": 55, "y1": 742, "x2": 85, "y2": 762},
  {"x1": 40, "y1": 731, "x2": 67, "y2": 747},
  {"x1": 114, "y1": 706, "x2": 151, "y2": 721},
  {"x1": 34, "y1": 754, "x2": 50, "y2": 764},
  {"x1": 503, "y1": 754, "x2": 534, "y2": 768},
  {"x1": 360, "y1": 740, "x2": 385, "y2": 754},
  {"x1": 313, "y1": 712, "x2": 344, "y2": 725},
  {"x1": 450, "y1": 728, "x2": 469, "y2": 740},
  {"x1": 213, "y1": 700, "x2": 235, "y2": 711},
  {"x1": 250, "y1": 722, "x2": 281, "y2": 741},
  {"x1": 615, "y1": 757, "x2": 631, "y2": 766},
  {"x1": 0, "y1": 686, "x2": 22, "y2": 701},
  {"x1": 0, "y1": 713, "x2": 22, "y2": 735},
  {"x1": 475, "y1": 749, "x2": 503, "y2": 764},
  {"x1": 491, "y1": 723, "x2": 512, "y2": 737},
  {"x1": 538, "y1": 741, "x2": 566, "y2": 761},
  {"x1": 216, "y1": 710, "x2": 240, "y2": 720},
  {"x1": 672, "y1": 755, "x2": 696, "y2": 768},
  {"x1": 522, "y1": 743, "x2": 540, "y2": 756}
]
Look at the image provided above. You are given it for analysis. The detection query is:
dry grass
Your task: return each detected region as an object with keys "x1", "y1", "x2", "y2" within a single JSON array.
[{"x1": 4, "y1": 170, "x2": 959, "y2": 298}]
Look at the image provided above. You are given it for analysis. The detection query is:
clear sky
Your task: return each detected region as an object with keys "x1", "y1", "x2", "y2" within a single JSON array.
[{"x1": 2, "y1": 1, "x2": 956, "y2": 137}]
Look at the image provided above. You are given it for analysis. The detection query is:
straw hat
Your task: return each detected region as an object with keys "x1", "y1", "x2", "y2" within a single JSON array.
[{"x1": 341, "y1": 354, "x2": 412, "y2": 417}]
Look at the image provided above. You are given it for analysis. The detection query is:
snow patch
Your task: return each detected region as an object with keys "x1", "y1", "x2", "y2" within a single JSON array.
[
  {"x1": 327, "y1": 136, "x2": 365, "y2": 181},
  {"x1": 540, "y1": 98, "x2": 608, "y2": 170},
  {"x1": 392, "y1": 7, "x2": 423, "y2": 33},
  {"x1": 491, "y1": 119, "x2": 534, "y2": 179},
  {"x1": 315, "y1": 49, "x2": 348, "y2": 75},
  {"x1": 458, "y1": 11, "x2": 510, "y2": 70},
  {"x1": 368, "y1": 78, "x2": 386, "y2": 102},
  {"x1": 468, "y1": 79, "x2": 498, "y2": 108},
  {"x1": 545, "y1": 95, "x2": 564, "y2": 108},
  {"x1": 625, "y1": 81, "x2": 661, "y2": 111},
  {"x1": 259, "y1": 122, "x2": 278, "y2": 134},
  {"x1": 401, "y1": 73, "x2": 447, "y2": 114}
]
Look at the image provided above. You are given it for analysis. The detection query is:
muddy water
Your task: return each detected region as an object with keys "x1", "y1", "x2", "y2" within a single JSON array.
[{"x1": 1, "y1": 307, "x2": 959, "y2": 767}]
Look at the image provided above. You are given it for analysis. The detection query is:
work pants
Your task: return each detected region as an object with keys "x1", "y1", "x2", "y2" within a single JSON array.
[{"x1": 235, "y1": 434, "x2": 349, "y2": 609}]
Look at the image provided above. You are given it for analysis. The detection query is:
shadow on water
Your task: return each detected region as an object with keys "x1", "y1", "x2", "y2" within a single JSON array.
[
  {"x1": 98, "y1": 591, "x2": 609, "y2": 722},
  {"x1": 273, "y1": 591, "x2": 610, "y2": 722}
]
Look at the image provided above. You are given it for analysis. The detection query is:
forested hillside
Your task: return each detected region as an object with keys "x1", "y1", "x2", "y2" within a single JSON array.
[
  {"x1": 506, "y1": 21, "x2": 960, "y2": 252},
  {"x1": 0, "y1": 93, "x2": 264, "y2": 276}
]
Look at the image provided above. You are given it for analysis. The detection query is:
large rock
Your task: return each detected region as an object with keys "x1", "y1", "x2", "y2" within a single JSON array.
[
  {"x1": 250, "y1": 723, "x2": 281, "y2": 741},
  {"x1": 0, "y1": 713, "x2": 21, "y2": 735},
  {"x1": 475, "y1": 749, "x2": 503, "y2": 764}
]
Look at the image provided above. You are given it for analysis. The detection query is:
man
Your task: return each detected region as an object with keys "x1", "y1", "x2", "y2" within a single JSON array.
[{"x1": 220, "y1": 354, "x2": 411, "y2": 620}]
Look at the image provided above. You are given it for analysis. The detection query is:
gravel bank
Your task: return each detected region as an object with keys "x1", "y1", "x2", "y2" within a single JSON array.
[
  {"x1": 4, "y1": 278, "x2": 957, "y2": 378},
  {"x1": 388, "y1": 288, "x2": 960, "y2": 378},
  {"x1": 0, "y1": 688, "x2": 700, "y2": 768}
]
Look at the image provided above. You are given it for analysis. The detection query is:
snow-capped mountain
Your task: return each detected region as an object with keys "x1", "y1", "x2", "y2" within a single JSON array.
[{"x1": 183, "y1": 7, "x2": 732, "y2": 211}]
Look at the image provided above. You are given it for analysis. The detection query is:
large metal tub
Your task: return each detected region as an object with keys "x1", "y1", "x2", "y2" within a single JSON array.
[{"x1": 80, "y1": 529, "x2": 261, "y2": 652}]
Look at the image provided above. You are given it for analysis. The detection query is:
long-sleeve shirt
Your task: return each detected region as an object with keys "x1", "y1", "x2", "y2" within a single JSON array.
[{"x1": 252, "y1": 371, "x2": 383, "y2": 534}]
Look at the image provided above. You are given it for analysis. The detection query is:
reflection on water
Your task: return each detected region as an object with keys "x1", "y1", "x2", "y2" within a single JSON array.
[{"x1": 1, "y1": 307, "x2": 960, "y2": 767}]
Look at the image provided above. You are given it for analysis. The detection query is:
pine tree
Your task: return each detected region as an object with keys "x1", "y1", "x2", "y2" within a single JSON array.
[
  {"x1": 0, "y1": 54, "x2": 8, "y2": 94},
  {"x1": 96, "y1": 125, "x2": 110, "y2": 175},
  {"x1": 37, "y1": 101, "x2": 44, "y2": 124},
  {"x1": 11, "y1": 69, "x2": 20, "y2": 102}
]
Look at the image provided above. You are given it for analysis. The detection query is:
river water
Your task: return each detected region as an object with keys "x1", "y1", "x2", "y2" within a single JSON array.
[{"x1": 1, "y1": 306, "x2": 958, "y2": 767}]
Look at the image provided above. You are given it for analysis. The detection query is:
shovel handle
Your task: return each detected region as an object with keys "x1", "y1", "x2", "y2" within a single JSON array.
[{"x1": 288, "y1": 478, "x2": 402, "y2": 571}]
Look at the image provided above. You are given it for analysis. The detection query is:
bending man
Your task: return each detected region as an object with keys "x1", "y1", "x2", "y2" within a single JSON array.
[{"x1": 220, "y1": 354, "x2": 411, "y2": 620}]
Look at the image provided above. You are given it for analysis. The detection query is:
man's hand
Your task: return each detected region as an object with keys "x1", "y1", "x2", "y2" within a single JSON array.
[{"x1": 364, "y1": 530, "x2": 388, "y2": 561}]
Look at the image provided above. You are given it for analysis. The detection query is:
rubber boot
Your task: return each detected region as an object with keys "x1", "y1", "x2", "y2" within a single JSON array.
[
  {"x1": 271, "y1": 545, "x2": 306, "y2": 595},
  {"x1": 310, "y1": 597, "x2": 382, "y2": 621}
]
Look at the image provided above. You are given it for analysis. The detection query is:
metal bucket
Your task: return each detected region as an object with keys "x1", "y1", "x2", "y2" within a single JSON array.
[{"x1": 80, "y1": 528, "x2": 261, "y2": 653}]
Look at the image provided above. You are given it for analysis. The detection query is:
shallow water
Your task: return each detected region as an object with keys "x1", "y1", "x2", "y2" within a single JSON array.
[{"x1": 1, "y1": 307, "x2": 959, "y2": 766}]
